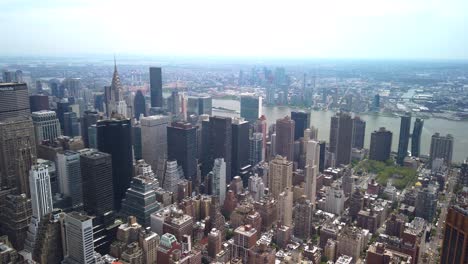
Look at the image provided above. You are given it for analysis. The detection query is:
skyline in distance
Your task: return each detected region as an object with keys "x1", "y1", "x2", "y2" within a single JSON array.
[{"x1": 1, "y1": 0, "x2": 467, "y2": 60}]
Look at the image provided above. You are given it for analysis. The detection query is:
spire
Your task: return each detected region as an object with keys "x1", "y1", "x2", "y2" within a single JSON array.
[{"x1": 114, "y1": 54, "x2": 117, "y2": 72}]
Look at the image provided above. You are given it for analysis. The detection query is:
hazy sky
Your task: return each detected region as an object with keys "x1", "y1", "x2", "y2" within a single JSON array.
[{"x1": 1, "y1": 0, "x2": 467, "y2": 60}]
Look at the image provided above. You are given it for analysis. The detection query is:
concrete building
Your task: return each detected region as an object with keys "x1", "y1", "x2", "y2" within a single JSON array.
[
  {"x1": 32, "y1": 110, "x2": 61, "y2": 143},
  {"x1": 323, "y1": 186, "x2": 345, "y2": 215},
  {"x1": 249, "y1": 132, "x2": 263, "y2": 166},
  {"x1": 240, "y1": 95, "x2": 261, "y2": 123},
  {"x1": 369, "y1": 127, "x2": 393, "y2": 162},
  {"x1": 233, "y1": 225, "x2": 258, "y2": 263},
  {"x1": 248, "y1": 174, "x2": 265, "y2": 201},
  {"x1": 63, "y1": 212, "x2": 95, "y2": 264},
  {"x1": 441, "y1": 205, "x2": 468, "y2": 264},
  {"x1": 268, "y1": 155, "x2": 293, "y2": 199},
  {"x1": 57, "y1": 151, "x2": 83, "y2": 209},
  {"x1": 0, "y1": 83, "x2": 30, "y2": 120},
  {"x1": 429, "y1": 133, "x2": 454, "y2": 166},
  {"x1": 278, "y1": 188, "x2": 293, "y2": 227},
  {"x1": 210, "y1": 158, "x2": 227, "y2": 204},
  {"x1": 293, "y1": 196, "x2": 313, "y2": 240},
  {"x1": 141, "y1": 115, "x2": 170, "y2": 172},
  {"x1": 275, "y1": 116, "x2": 295, "y2": 161}
]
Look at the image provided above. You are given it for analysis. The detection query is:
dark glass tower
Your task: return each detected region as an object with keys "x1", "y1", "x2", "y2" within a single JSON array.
[
  {"x1": 329, "y1": 112, "x2": 354, "y2": 166},
  {"x1": 167, "y1": 122, "x2": 198, "y2": 182},
  {"x1": 276, "y1": 116, "x2": 295, "y2": 161},
  {"x1": 203, "y1": 116, "x2": 232, "y2": 181},
  {"x1": 291, "y1": 111, "x2": 310, "y2": 141},
  {"x1": 319, "y1": 141, "x2": 326, "y2": 172},
  {"x1": 81, "y1": 111, "x2": 99, "y2": 148},
  {"x1": 411, "y1": 118, "x2": 424, "y2": 157},
  {"x1": 397, "y1": 113, "x2": 411, "y2": 165},
  {"x1": 0, "y1": 83, "x2": 30, "y2": 120},
  {"x1": 369, "y1": 127, "x2": 393, "y2": 162},
  {"x1": 80, "y1": 149, "x2": 114, "y2": 217},
  {"x1": 56, "y1": 101, "x2": 71, "y2": 129},
  {"x1": 240, "y1": 95, "x2": 261, "y2": 123},
  {"x1": 352, "y1": 116, "x2": 366, "y2": 149},
  {"x1": 63, "y1": 112, "x2": 80, "y2": 137},
  {"x1": 134, "y1": 90, "x2": 146, "y2": 120},
  {"x1": 231, "y1": 118, "x2": 250, "y2": 178},
  {"x1": 96, "y1": 119, "x2": 133, "y2": 210},
  {"x1": 149, "y1": 67, "x2": 162, "y2": 107}
]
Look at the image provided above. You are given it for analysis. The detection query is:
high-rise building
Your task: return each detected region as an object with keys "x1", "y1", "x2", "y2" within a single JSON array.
[
  {"x1": 319, "y1": 141, "x2": 326, "y2": 172},
  {"x1": 440, "y1": 205, "x2": 468, "y2": 264},
  {"x1": 268, "y1": 155, "x2": 293, "y2": 199},
  {"x1": 0, "y1": 118, "x2": 37, "y2": 194},
  {"x1": 0, "y1": 83, "x2": 30, "y2": 120},
  {"x1": 278, "y1": 188, "x2": 293, "y2": 226},
  {"x1": 162, "y1": 160, "x2": 183, "y2": 194},
  {"x1": 207, "y1": 228, "x2": 222, "y2": 259},
  {"x1": 79, "y1": 149, "x2": 114, "y2": 217},
  {"x1": 32, "y1": 110, "x2": 62, "y2": 143},
  {"x1": 233, "y1": 225, "x2": 258, "y2": 263},
  {"x1": 167, "y1": 122, "x2": 198, "y2": 182},
  {"x1": 204, "y1": 116, "x2": 232, "y2": 181},
  {"x1": 291, "y1": 111, "x2": 310, "y2": 141},
  {"x1": 304, "y1": 137, "x2": 320, "y2": 208},
  {"x1": 56, "y1": 151, "x2": 83, "y2": 209},
  {"x1": 460, "y1": 159, "x2": 468, "y2": 187},
  {"x1": 372, "y1": 94, "x2": 380, "y2": 111},
  {"x1": 323, "y1": 186, "x2": 345, "y2": 215},
  {"x1": 141, "y1": 115, "x2": 170, "y2": 173},
  {"x1": 198, "y1": 96, "x2": 212, "y2": 116},
  {"x1": 231, "y1": 118, "x2": 250, "y2": 178},
  {"x1": 150, "y1": 67, "x2": 163, "y2": 108},
  {"x1": 329, "y1": 112, "x2": 354, "y2": 166},
  {"x1": 97, "y1": 119, "x2": 133, "y2": 210},
  {"x1": 293, "y1": 196, "x2": 313, "y2": 240},
  {"x1": 63, "y1": 112, "x2": 80, "y2": 137},
  {"x1": 106, "y1": 61, "x2": 128, "y2": 118},
  {"x1": 121, "y1": 175, "x2": 161, "y2": 227},
  {"x1": 81, "y1": 111, "x2": 99, "y2": 148},
  {"x1": 369, "y1": 127, "x2": 393, "y2": 162},
  {"x1": 210, "y1": 158, "x2": 227, "y2": 204},
  {"x1": 249, "y1": 132, "x2": 263, "y2": 166},
  {"x1": 248, "y1": 242, "x2": 276, "y2": 264},
  {"x1": 29, "y1": 95, "x2": 49, "y2": 112},
  {"x1": 248, "y1": 174, "x2": 265, "y2": 201},
  {"x1": 349, "y1": 189, "x2": 364, "y2": 221},
  {"x1": 411, "y1": 118, "x2": 424, "y2": 157},
  {"x1": 0, "y1": 194, "x2": 32, "y2": 250},
  {"x1": 397, "y1": 113, "x2": 412, "y2": 165},
  {"x1": 429, "y1": 133, "x2": 454, "y2": 166},
  {"x1": 209, "y1": 196, "x2": 226, "y2": 237},
  {"x1": 276, "y1": 116, "x2": 295, "y2": 161},
  {"x1": 63, "y1": 212, "x2": 95, "y2": 264},
  {"x1": 352, "y1": 116, "x2": 366, "y2": 149},
  {"x1": 415, "y1": 186, "x2": 437, "y2": 222},
  {"x1": 240, "y1": 95, "x2": 261, "y2": 123},
  {"x1": 32, "y1": 211, "x2": 64, "y2": 264},
  {"x1": 134, "y1": 90, "x2": 146, "y2": 120}
]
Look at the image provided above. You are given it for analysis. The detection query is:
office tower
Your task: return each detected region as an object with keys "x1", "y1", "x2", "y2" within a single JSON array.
[
  {"x1": 63, "y1": 112, "x2": 80, "y2": 137},
  {"x1": 56, "y1": 151, "x2": 83, "y2": 209},
  {"x1": 29, "y1": 95, "x2": 49, "y2": 112},
  {"x1": 79, "y1": 149, "x2": 114, "y2": 217},
  {"x1": 233, "y1": 225, "x2": 258, "y2": 262},
  {"x1": 276, "y1": 116, "x2": 295, "y2": 161},
  {"x1": 81, "y1": 111, "x2": 99, "y2": 148},
  {"x1": 96, "y1": 119, "x2": 133, "y2": 210},
  {"x1": 342, "y1": 167, "x2": 353, "y2": 197},
  {"x1": 254, "y1": 115, "x2": 267, "y2": 158},
  {"x1": 349, "y1": 189, "x2": 364, "y2": 221},
  {"x1": 32, "y1": 110, "x2": 61, "y2": 143},
  {"x1": 0, "y1": 83, "x2": 30, "y2": 120},
  {"x1": 372, "y1": 94, "x2": 380, "y2": 111},
  {"x1": 304, "y1": 137, "x2": 320, "y2": 207},
  {"x1": 268, "y1": 155, "x2": 293, "y2": 199},
  {"x1": 411, "y1": 118, "x2": 424, "y2": 157},
  {"x1": 121, "y1": 175, "x2": 160, "y2": 227},
  {"x1": 291, "y1": 111, "x2": 310, "y2": 141},
  {"x1": 167, "y1": 122, "x2": 197, "y2": 182},
  {"x1": 319, "y1": 141, "x2": 326, "y2": 172},
  {"x1": 106, "y1": 61, "x2": 128, "y2": 118},
  {"x1": 32, "y1": 211, "x2": 64, "y2": 264},
  {"x1": 0, "y1": 194, "x2": 32, "y2": 250},
  {"x1": 141, "y1": 115, "x2": 170, "y2": 173},
  {"x1": 337, "y1": 227, "x2": 366, "y2": 262},
  {"x1": 36, "y1": 159, "x2": 58, "y2": 195},
  {"x1": 134, "y1": 90, "x2": 146, "y2": 120},
  {"x1": 278, "y1": 188, "x2": 293, "y2": 226},
  {"x1": 198, "y1": 96, "x2": 212, "y2": 116},
  {"x1": 167, "y1": 90, "x2": 181, "y2": 118},
  {"x1": 208, "y1": 228, "x2": 222, "y2": 258},
  {"x1": 369, "y1": 127, "x2": 393, "y2": 162},
  {"x1": 250, "y1": 132, "x2": 263, "y2": 166},
  {"x1": 324, "y1": 186, "x2": 345, "y2": 215},
  {"x1": 162, "y1": 160, "x2": 183, "y2": 194},
  {"x1": 63, "y1": 212, "x2": 95, "y2": 264},
  {"x1": 62, "y1": 78, "x2": 81, "y2": 98},
  {"x1": 210, "y1": 158, "x2": 227, "y2": 204},
  {"x1": 440, "y1": 205, "x2": 468, "y2": 264},
  {"x1": 293, "y1": 196, "x2": 313, "y2": 240},
  {"x1": 2, "y1": 70, "x2": 15, "y2": 82},
  {"x1": 248, "y1": 174, "x2": 265, "y2": 201},
  {"x1": 429, "y1": 133, "x2": 454, "y2": 166},
  {"x1": 150, "y1": 67, "x2": 163, "y2": 108},
  {"x1": 205, "y1": 116, "x2": 232, "y2": 181},
  {"x1": 397, "y1": 113, "x2": 411, "y2": 165},
  {"x1": 329, "y1": 112, "x2": 354, "y2": 166},
  {"x1": 240, "y1": 95, "x2": 261, "y2": 123},
  {"x1": 415, "y1": 186, "x2": 437, "y2": 222},
  {"x1": 132, "y1": 124, "x2": 142, "y2": 160},
  {"x1": 231, "y1": 118, "x2": 250, "y2": 178},
  {"x1": 56, "y1": 100, "x2": 71, "y2": 129},
  {"x1": 352, "y1": 116, "x2": 366, "y2": 149}
]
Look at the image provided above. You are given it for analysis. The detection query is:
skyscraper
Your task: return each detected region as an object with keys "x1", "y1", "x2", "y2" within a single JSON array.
[
  {"x1": 0, "y1": 194, "x2": 32, "y2": 250},
  {"x1": 411, "y1": 118, "x2": 424, "y2": 157},
  {"x1": 29, "y1": 94, "x2": 49, "y2": 112},
  {"x1": 210, "y1": 158, "x2": 227, "y2": 204},
  {"x1": 56, "y1": 151, "x2": 83, "y2": 209},
  {"x1": 397, "y1": 113, "x2": 411, "y2": 165},
  {"x1": 291, "y1": 111, "x2": 310, "y2": 141},
  {"x1": 352, "y1": 116, "x2": 366, "y2": 149},
  {"x1": 429, "y1": 133, "x2": 454, "y2": 166},
  {"x1": 304, "y1": 136, "x2": 320, "y2": 208},
  {"x1": 150, "y1": 67, "x2": 163, "y2": 108},
  {"x1": 268, "y1": 155, "x2": 293, "y2": 199},
  {"x1": 278, "y1": 188, "x2": 293, "y2": 227},
  {"x1": 329, "y1": 112, "x2": 354, "y2": 166},
  {"x1": 162, "y1": 160, "x2": 183, "y2": 194},
  {"x1": 106, "y1": 60, "x2": 128, "y2": 118},
  {"x1": 63, "y1": 212, "x2": 95, "y2": 264},
  {"x1": 32, "y1": 110, "x2": 62, "y2": 143},
  {"x1": 369, "y1": 127, "x2": 393, "y2": 162},
  {"x1": 276, "y1": 116, "x2": 295, "y2": 161},
  {"x1": 63, "y1": 112, "x2": 80, "y2": 137},
  {"x1": 440, "y1": 205, "x2": 467, "y2": 264},
  {"x1": 249, "y1": 132, "x2": 263, "y2": 166},
  {"x1": 134, "y1": 90, "x2": 146, "y2": 120},
  {"x1": 167, "y1": 122, "x2": 198, "y2": 183},
  {"x1": 0, "y1": 118, "x2": 37, "y2": 194},
  {"x1": 97, "y1": 119, "x2": 133, "y2": 210},
  {"x1": 81, "y1": 111, "x2": 99, "y2": 148},
  {"x1": 293, "y1": 196, "x2": 313, "y2": 240},
  {"x1": 141, "y1": 115, "x2": 170, "y2": 173},
  {"x1": 231, "y1": 118, "x2": 250, "y2": 178},
  {"x1": 205, "y1": 116, "x2": 232, "y2": 181},
  {"x1": 240, "y1": 95, "x2": 261, "y2": 123},
  {"x1": 0, "y1": 83, "x2": 30, "y2": 120},
  {"x1": 79, "y1": 149, "x2": 114, "y2": 217}
]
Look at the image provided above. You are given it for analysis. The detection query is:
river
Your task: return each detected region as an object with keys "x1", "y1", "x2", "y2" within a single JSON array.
[{"x1": 211, "y1": 99, "x2": 468, "y2": 163}]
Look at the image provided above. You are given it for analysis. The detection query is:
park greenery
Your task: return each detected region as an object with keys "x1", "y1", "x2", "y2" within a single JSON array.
[{"x1": 355, "y1": 159, "x2": 418, "y2": 190}]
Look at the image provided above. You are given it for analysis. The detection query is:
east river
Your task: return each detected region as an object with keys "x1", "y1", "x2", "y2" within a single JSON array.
[{"x1": 211, "y1": 99, "x2": 468, "y2": 163}]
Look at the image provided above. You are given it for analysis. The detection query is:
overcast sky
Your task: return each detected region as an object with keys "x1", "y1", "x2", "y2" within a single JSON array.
[{"x1": 1, "y1": 0, "x2": 467, "y2": 60}]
